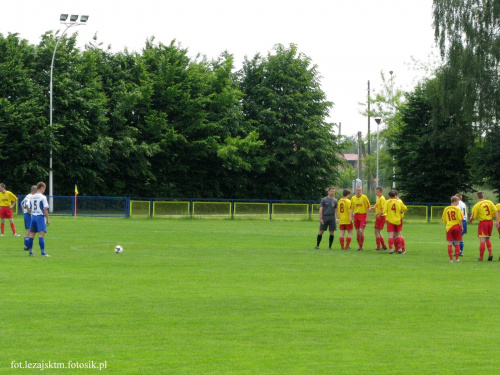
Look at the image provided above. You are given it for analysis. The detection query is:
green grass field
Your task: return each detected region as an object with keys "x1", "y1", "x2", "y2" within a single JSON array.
[{"x1": 2, "y1": 217, "x2": 500, "y2": 374}]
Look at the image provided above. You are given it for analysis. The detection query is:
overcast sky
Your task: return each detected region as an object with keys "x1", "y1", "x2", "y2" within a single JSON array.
[{"x1": 1, "y1": 0, "x2": 438, "y2": 137}]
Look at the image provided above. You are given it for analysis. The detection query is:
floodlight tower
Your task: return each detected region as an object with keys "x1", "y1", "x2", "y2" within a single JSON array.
[{"x1": 49, "y1": 14, "x2": 89, "y2": 210}]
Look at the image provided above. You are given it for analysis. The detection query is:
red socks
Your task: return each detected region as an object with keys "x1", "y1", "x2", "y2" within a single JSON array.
[
  {"x1": 479, "y1": 242, "x2": 486, "y2": 260},
  {"x1": 380, "y1": 237, "x2": 386, "y2": 248},
  {"x1": 486, "y1": 240, "x2": 492, "y2": 254}
]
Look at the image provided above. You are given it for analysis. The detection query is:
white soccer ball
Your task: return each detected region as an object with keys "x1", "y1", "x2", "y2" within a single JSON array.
[{"x1": 114, "y1": 245, "x2": 123, "y2": 254}]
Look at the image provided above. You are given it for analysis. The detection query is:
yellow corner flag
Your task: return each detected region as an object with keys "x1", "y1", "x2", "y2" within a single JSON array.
[{"x1": 75, "y1": 185, "x2": 79, "y2": 195}]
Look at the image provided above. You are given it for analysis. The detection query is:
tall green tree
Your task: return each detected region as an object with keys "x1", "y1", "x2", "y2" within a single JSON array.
[
  {"x1": 433, "y1": 0, "x2": 500, "y2": 196},
  {"x1": 0, "y1": 33, "x2": 48, "y2": 192},
  {"x1": 240, "y1": 44, "x2": 344, "y2": 200},
  {"x1": 391, "y1": 75, "x2": 473, "y2": 202},
  {"x1": 433, "y1": 0, "x2": 500, "y2": 126}
]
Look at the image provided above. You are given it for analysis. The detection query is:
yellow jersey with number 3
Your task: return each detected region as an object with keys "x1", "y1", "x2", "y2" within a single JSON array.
[
  {"x1": 375, "y1": 195, "x2": 386, "y2": 217},
  {"x1": 471, "y1": 200, "x2": 497, "y2": 221}
]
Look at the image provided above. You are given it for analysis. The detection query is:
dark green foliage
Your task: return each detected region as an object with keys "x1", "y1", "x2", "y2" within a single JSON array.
[
  {"x1": 391, "y1": 78, "x2": 472, "y2": 202},
  {"x1": 433, "y1": 0, "x2": 500, "y2": 196},
  {"x1": 0, "y1": 34, "x2": 342, "y2": 199},
  {"x1": 240, "y1": 44, "x2": 344, "y2": 199}
]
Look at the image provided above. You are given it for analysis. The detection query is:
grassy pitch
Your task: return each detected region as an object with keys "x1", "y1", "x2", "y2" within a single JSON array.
[{"x1": 2, "y1": 217, "x2": 500, "y2": 374}]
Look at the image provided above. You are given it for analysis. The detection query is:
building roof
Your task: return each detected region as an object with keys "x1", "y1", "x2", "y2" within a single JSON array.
[{"x1": 342, "y1": 153, "x2": 358, "y2": 161}]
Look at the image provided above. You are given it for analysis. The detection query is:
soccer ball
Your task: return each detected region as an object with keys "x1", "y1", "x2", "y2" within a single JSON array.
[{"x1": 114, "y1": 245, "x2": 123, "y2": 254}]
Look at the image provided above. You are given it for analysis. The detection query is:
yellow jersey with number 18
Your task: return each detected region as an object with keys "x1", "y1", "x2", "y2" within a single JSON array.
[{"x1": 442, "y1": 206, "x2": 464, "y2": 232}]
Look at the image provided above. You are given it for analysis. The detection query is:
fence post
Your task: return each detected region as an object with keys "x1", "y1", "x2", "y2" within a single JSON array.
[{"x1": 270, "y1": 201, "x2": 273, "y2": 220}]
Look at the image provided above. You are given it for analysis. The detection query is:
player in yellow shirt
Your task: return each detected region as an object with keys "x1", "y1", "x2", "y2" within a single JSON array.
[
  {"x1": 470, "y1": 191, "x2": 499, "y2": 261},
  {"x1": 369, "y1": 187, "x2": 387, "y2": 251},
  {"x1": 442, "y1": 196, "x2": 464, "y2": 262},
  {"x1": 383, "y1": 190, "x2": 408, "y2": 253},
  {"x1": 337, "y1": 189, "x2": 353, "y2": 250},
  {"x1": 349, "y1": 186, "x2": 371, "y2": 251},
  {"x1": 395, "y1": 192, "x2": 407, "y2": 253},
  {"x1": 496, "y1": 203, "x2": 500, "y2": 239},
  {"x1": 0, "y1": 183, "x2": 20, "y2": 236}
]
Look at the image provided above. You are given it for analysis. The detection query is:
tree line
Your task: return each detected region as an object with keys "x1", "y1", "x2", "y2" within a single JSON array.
[
  {"x1": 355, "y1": 1, "x2": 500, "y2": 203},
  {"x1": 0, "y1": 33, "x2": 345, "y2": 199}
]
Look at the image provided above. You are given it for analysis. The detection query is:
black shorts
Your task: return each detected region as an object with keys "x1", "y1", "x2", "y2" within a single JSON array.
[{"x1": 320, "y1": 216, "x2": 337, "y2": 232}]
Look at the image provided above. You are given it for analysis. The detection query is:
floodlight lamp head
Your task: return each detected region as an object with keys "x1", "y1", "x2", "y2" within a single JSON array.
[
  {"x1": 375, "y1": 118, "x2": 382, "y2": 125},
  {"x1": 60, "y1": 14, "x2": 69, "y2": 21},
  {"x1": 80, "y1": 15, "x2": 89, "y2": 22},
  {"x1": 70, "y1": 14, "x2": 79, "y2": 22}
]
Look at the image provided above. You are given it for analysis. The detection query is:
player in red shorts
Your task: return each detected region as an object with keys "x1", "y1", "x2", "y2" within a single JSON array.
[
  {"x1": 394, "y1": 192, "x2": 407, "y2": 253},
  {"x1": 470, "y1": 191, "x2": 499, "y2": 261},
  {"x1": 370, "y1": 187, "x2": 387, "y2": 251},
  {"x1": 0, "y1": 183, "x2": 20, "y2": 236},
  {"x1": 442, "y1": 196, "x2": 464, "y2": 262},
  {"x1": 349, "y1": 186, "x2": 370, "y2": 251},
  {"x1": 496, "y1": 203, "x2": 500, "y2": 239},
  {"x1": 337, "y1": 189, "x2": 353, "y2": 249},
  {"x1": 383, "y1": 190, "x2": 407, "y2": 253}
]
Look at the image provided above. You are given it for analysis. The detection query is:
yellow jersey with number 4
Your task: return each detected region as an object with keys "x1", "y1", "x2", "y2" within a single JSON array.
[{"x1": 384, "y1": 198, "x2": 407, "y2": 225}]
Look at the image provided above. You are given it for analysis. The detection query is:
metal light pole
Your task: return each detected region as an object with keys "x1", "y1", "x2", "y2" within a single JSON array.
[
  {"x1": 49, "y1": 14, "x2": 89, "y2": 209},
  {"x1": 374, "y1": 118, "x2": 382, "y2": 187},
  {"x1": 389, "y1": 70, "x2": 395, "y2": 189}
]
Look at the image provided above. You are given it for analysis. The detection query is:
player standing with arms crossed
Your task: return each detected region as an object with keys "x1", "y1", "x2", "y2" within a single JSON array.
[
  {"x1": 470, "y1": 191, "x2": 499, "y2": 261},
  {"x1": 26, "y1": 182, "x2": 51, "y2": 257},
  {"x1": 350, "y1": 186, "x2": 370, "y2": 251},
  {"x1": 315, "y1": 187, "x2": 338, "y2": 250},
  {"x1": 384, "y1": 190, "x2": 407, "y2": 253},
  {"x1": 0, "y1": 183, "x2": 20, "y2": 236},
  {"x1": 442, "y1": 196, "x2": 464, "y2": 262},
  {"x1": 370, "y1": 187, "x2": 388, "y2": 251},
  {"x1": 337, "y1": 189, "x2": 353, "y2": 250}
]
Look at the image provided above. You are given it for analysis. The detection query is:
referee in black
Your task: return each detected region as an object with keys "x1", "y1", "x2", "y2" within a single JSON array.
[{"x1": 315, "y1": 187, "x2": 338, "y2": 249}]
